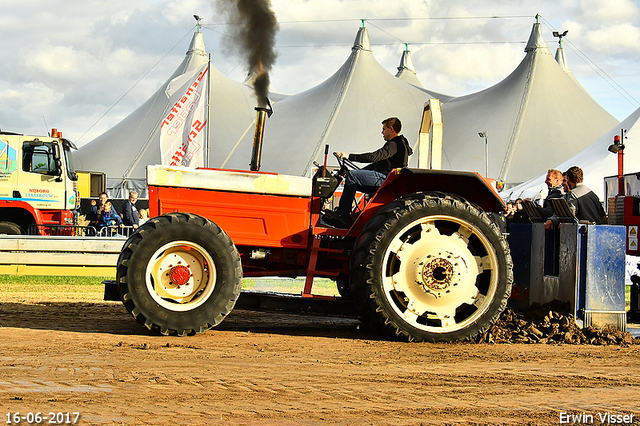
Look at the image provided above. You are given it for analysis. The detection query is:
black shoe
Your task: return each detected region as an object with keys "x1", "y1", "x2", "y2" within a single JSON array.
[
  {"x1": 322, "y1": 209, "x2": 345, "y2": 220},
  {"x1": 318, "y1": 216, "x2": 336, "y2": 228},
  {"x1": 321, "y1": 211, "x2": 351, "y2": 228}
]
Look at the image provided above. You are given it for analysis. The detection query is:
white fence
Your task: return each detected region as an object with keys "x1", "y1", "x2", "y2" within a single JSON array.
[{"x1": 0, "y1": 235, "x2": 126, "y2": 276}]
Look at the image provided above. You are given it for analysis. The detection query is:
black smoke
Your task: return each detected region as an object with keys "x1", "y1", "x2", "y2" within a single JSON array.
[{"x1": 216, "y1": 0, "x2": 279, "y2": 107}]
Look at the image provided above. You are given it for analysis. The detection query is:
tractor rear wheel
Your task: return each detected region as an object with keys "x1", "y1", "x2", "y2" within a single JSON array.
[
  {"x1": 350, "y1": 192, "x2": 512, "y2": 342},
  {"x1": 116, "y1": 212, "x2": 242, "y2": 336}
]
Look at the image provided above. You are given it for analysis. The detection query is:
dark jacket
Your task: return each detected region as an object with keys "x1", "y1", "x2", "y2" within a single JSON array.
[
  {"x1": 540, "y1": 184, "x2": 565, "y2": 219},
  {"x1": 348, "y1": 135, "x2": 413, "y2": 175},
  {"x1": 566, "y1": 183, "x2": 606, "y2": 224},
  {"x1": 122, "y1": 200, "x2": 140, "y2": 227},
  {"x1": 86, "y1": 203, "x2": 102, "y2": 223}
]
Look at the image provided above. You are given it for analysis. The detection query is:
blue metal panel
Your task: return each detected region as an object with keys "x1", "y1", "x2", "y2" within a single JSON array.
[{"x1": 577, "y1": 225, "x2": 626, "y2": 324}]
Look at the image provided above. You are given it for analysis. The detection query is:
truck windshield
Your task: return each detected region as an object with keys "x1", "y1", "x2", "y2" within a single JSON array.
[
  {"x1": 21, "y1": 140, "x2": 78, "y2": 181},
  {"x1": 63, "y1": 145, "x2": 78, "y2": 181}
]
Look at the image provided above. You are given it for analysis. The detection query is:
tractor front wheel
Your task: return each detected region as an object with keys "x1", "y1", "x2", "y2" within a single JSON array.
[{"x1": 116, "y1": 212, "x2": 242, "y2": 336}]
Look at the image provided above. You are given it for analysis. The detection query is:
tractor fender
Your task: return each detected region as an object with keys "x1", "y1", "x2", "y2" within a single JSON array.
[{"x1": 350, "y1": 168, "x2": 505, "y2": 234}]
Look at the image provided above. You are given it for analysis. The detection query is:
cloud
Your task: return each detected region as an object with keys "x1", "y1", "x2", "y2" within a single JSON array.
[
  {"x1": 587, "y1": 22, "x2": 640, "y2": 55},
  {"x1": 1, "y1": 0, "x2": 639, "y2": 142},
  {"x1": 575, "y1": 0, "x2": 639, "y2": 23},
  {"x1": 415, "y1": 43, "x2": 524, "y2": 95}
]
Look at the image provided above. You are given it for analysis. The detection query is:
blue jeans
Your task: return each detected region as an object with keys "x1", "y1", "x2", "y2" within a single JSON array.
[{"x1": 336, "y1": 169, "x2": 387, "y2": 216}]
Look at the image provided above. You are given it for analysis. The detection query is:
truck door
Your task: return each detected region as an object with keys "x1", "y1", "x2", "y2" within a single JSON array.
[
  {"x1": 0, "y1": 137, "x2": 19, "y2": 199},
  {"x1": 19, "y1": 139, "x2": 67, "y2": 210}
]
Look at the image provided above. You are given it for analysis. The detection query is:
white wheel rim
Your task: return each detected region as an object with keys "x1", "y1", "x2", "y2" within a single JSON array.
[
  {"x1": 145, "y1": 241, "x2": 217, "y2": 311},
  {"x1": 380, "y1": 214, "x2": 499, "y2": 334}
]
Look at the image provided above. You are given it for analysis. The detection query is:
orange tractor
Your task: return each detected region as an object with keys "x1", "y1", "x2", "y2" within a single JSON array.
[{"x1": 110, "y1": 103, "x2": 513, "y2": 342}]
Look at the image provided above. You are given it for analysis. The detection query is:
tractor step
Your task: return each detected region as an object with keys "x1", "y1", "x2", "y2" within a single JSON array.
[{"x1": 103, "y1": 280, "x2": 359, "y2": 318}]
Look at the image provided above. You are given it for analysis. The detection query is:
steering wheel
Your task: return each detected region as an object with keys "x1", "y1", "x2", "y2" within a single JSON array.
[{"x1": 333, "y1": 152, "x2": 359, "y2": 176}]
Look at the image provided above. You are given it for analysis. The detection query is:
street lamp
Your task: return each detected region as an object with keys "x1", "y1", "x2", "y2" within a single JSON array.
[
  {"x1": 193, "y1": 15, "x2": 202, "y2": 32},
  {"x1": 608, "y1": 128, "x2": 627, "y2": 195},
  {"x1": 552, "y1": 30, "x2": 568, "y2": 47},
  {"x1": 478, "y1": 132, "x2": 488, "y2": 177}
]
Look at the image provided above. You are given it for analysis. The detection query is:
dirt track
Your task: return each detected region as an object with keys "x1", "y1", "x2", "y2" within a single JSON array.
[{"x1": 1, "y1": 297, "x2": 639, "y2": 426}]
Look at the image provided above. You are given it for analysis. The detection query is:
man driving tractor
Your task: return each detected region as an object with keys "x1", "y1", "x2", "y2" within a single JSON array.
[{"x1": 322, "y1": 117, "x2": 413, "y2": 228}]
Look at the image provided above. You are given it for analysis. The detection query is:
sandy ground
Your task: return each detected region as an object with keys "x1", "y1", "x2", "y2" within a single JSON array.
[{"x1": 0, "y1": 294, "x2": 639, "y2": 426}]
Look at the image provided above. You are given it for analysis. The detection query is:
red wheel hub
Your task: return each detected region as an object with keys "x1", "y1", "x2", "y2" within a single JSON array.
[{"x1": 169, "y1": 264, "x2": 191, "y2": 286}]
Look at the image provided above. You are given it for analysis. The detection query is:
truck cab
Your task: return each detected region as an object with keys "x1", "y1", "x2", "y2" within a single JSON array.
[{"x1": 0, "y1": 130, "x2": 78, "y2": 234}]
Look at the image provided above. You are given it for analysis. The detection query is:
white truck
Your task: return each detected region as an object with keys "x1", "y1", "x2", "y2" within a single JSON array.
[{"x1": 0, "y1": 129, "x2": 79, "y2": 235}]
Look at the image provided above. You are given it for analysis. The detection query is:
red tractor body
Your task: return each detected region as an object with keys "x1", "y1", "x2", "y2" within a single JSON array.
[
  {"x1": 114, "y1": 102, "x2": 512, "y2": 342},
  {"x1": 146, "y1": 165, "x2": 504, "y2": 289}
]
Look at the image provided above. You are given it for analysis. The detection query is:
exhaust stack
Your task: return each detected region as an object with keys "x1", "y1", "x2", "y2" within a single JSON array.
[{"x1": 250, "y1": 98, "x2": 273, "y2": 171}]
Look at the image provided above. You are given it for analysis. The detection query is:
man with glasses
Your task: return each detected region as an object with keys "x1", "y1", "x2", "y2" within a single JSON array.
[{"x1": 122, "y1": 191, "x2": 140, "y2": 229}]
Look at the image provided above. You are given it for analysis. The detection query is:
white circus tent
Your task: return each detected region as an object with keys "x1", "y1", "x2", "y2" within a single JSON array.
[
  {"x1": 75, "y1": 21, "x2": 620, "y2": 196},
  {"x1": 213, "y1": 26, "x2": 449, "y2": 176},
  {"x1": 74, "y1": 30, "x2": 258, "y2": 197},
  {"x1": 504, "y1": 106, "x2": 640, "y2": 203},
  {"x1": 438, "y1": 22, "x2": 619, "y2": 187}
]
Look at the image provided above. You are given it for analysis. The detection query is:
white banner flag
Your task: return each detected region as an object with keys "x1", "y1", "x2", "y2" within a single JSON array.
[{"x1": 160, "y1": 64, "x2": 209, "y2": 167}]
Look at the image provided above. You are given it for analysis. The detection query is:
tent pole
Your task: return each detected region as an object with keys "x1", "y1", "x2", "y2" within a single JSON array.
[{"x1": 205, "y1": 54, "x2": 212, "y2": 168}]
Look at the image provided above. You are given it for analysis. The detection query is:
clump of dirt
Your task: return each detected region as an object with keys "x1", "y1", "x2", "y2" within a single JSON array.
[{"x1": 476, "y1": 300, "x2": 639, "y2": 346}]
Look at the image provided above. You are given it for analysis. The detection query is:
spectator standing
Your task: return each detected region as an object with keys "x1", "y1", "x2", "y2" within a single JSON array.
[
  {"x1": 542, "y1": 169, "x2": 565, "y2": 230},
  {"x1": 564, "y1": 166, "x2": 606, "y2": 224},
  {"x1": 122, "y1": 191, "x2": 140, "y2": 228}
]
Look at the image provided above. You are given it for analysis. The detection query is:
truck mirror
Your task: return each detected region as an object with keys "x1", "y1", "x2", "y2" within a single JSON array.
[{"x1": 48, "y1": 146, "x2": 62, "y2": 174}]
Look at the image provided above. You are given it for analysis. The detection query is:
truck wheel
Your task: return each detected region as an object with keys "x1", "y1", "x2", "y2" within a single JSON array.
[
  {"x1": 350, "y1": 192, "x2": 513, "y2": 342},
  {"x1": 116, "y1": 212, "x2": 242, "y2": 336},
  {"x1": 0, "y1": 221, "x2": 22, "y2": 235}
]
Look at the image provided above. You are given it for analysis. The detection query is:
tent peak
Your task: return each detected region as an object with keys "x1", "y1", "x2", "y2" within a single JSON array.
[
  {"x1": 395, "y1": 47, "x2": 423, "y2": 87},
  {"x1": 397, "y1": 49, "x2": 416, "y2": 74},
  {"x1": 352, "y1": 26, "x2": 371, "y2": 52},
  {"x1": 555, "y1": 47, "x2": 571, "y2": 73},
  {"x1": 525, "y1": 23, "x2": 549, "y2": 52},
  {"x1": 187, "y1": 31, "x2": 206, "y2": 57}
]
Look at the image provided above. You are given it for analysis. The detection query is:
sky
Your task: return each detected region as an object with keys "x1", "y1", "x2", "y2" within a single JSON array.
[{"x1": 1, "y1": 0, "x2": 639, "y2": 146}]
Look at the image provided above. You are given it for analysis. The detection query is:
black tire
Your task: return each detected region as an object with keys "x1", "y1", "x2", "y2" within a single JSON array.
[
  {"x1": 334, "y1": 278, "x2": 351, "y2": 299},
  {"x1": 116, "y1": 212, "x2": 242, "y2": 336},
  {"x1": 350, "y1": 192, "x2": 513, "y2": 342},
  {"x1": 0, "y1": 221, "x2": 22, "y2": 235}
]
